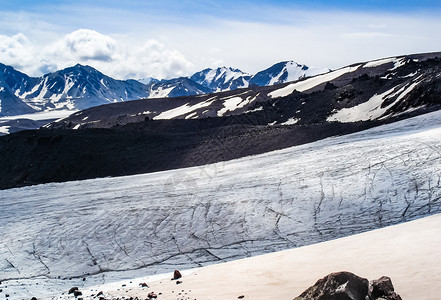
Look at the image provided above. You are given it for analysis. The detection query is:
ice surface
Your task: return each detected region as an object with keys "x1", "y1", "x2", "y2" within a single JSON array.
[
  {"x1": 0, "y1": 110, "x2": 77, "y2": 122},
  {"x1": 1, "y1": 110, "x2": 441, "y2": 298}
]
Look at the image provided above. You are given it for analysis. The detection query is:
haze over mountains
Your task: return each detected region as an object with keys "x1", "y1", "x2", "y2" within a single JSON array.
[{"x1": 0, "y1": 61, "x2": 328, "y2": 117}]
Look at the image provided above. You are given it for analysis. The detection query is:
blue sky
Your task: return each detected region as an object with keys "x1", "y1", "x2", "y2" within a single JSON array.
[
  {"x1": 4, "y1": 0, "x2": 441, "y2": 12},
  {"x1": 1, "y1": 0, "x2": 441, "y2": 79}
]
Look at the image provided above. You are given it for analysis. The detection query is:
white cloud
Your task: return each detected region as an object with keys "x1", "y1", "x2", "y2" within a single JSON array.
[
  {"x1": 0, "y1": 29, "x2": 195, "y2": 80},
  {"x1": 0, "y1": 33, "x2": 36, "y2": 73},
  {"x1": 63, "y1": 29, "x2": 116, "y2": 61},
  {"x1": 43, "y1": 29, "x2": 118, "y2": 74},
  {"x1": 116, "y1": 39, "x2": 194, "y2": 79}
]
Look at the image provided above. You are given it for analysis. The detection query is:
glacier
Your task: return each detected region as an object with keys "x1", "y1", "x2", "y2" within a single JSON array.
[{"x1": 1, "y1": 110, "x2": 441, "y2": 298}]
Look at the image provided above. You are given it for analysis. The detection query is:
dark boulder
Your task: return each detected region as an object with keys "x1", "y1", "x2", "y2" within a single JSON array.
[
  {"x1": 173, "y1": 270, "x2": 182, "y2": 280},
  {"x1": 294, "y1": 271, "x2": 369, "y2": 300},
  {"x1": 294, "y1": 272, "x2": 402, "y2": 300},
  {"x1": 370, "y1": 276, "x2": 402, "y2": 300},
  {"x1": 68, "y1": 287, "x2": 79, "y2": 294}
]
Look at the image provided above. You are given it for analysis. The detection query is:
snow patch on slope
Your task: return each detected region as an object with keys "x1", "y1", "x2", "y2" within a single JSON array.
[
  {"x1": 363, "y1": 57, "x2": 397, "y2": 68},
  {"x1": 147, "y1": 86, "x2": 175, "y2": 99},
  {"x1": 268, "y1": 65, "x2": 362, "y2": 98},
  {"x1": 327, "y1": 76, "x2": 424, "y2": 123},
  {"x1": 0, "y1": 125, "x2": 10, "y2": 134},
  {"x1": 280, "y1": 118, "x2": 300, "y2": 125},
  {"x1": 153, "y1": 98, "x2": 216, "y2": 119},
  {"x1": 217, "y1": 96, "x2": 252, "y2": 117}
]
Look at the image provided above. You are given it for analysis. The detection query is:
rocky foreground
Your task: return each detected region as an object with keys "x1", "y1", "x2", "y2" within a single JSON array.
[{"x1": 57, "y1": 271, "x2": 401, "y2": 300}]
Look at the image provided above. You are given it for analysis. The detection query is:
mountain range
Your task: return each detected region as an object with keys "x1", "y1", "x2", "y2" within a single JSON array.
[{"x1": 0, "y1": 61, "x2": 329, "y2": 117}]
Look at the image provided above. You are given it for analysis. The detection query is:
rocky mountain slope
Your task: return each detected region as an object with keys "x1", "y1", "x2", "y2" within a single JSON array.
[
  {"x1": 49, "y1": 52, "x2": 441, "y2": 130},
  {"x1": 1, "y1": 52, "x2": 441, "y2": 189}
]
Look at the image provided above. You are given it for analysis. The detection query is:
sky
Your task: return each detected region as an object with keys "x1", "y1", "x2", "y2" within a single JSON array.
[{"x1": 1, "y1": 0, "x2": 441, "y2": 80}]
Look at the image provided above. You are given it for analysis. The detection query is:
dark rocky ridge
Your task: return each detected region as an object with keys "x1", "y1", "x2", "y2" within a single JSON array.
[{"x1": 0, "y1": 115, "x2": 380, "y2": 190}]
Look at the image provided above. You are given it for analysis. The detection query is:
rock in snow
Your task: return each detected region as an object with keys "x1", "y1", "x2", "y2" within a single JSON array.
[
  {"x1": 173, "y1": 270, "x2": 182, "y2": 280},
  {"x1": 294, "y1": 271, "x2": 402, "y2": 300}
]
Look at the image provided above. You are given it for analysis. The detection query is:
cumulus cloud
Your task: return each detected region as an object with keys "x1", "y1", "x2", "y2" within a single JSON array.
[
  {"x1": 0, "y1": 33, "x2": 36, "y2": 73},
  {"x1": 51, "y1": 31, "x2": 195, "y2": 79},
  {"x1": 122, "y1": 39, "x2": 194, "y2": 79},
  {"x1": 63, "y1": 29, "x2": 116, "y2": 61},
  {"x1": 45, "y1": 29, "x2": 118, "y2": 67},
  {"x1": 0, "y1": 29, "x2": 195, "y2": 80}
]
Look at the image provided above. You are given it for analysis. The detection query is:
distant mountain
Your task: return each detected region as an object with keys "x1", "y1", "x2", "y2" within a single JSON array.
[
  {"x1": 0, "y1": 63, "x2": 151, "y2": 116},
  {"x1": 0, "y1": 61, "x2": 330, "y2": 118},
  {"x1": 190, "y1": 67, "x2": 251, "y2": 92},
  {"x1": 136, "y1": 77, "x2": 157, "y2": 85},
  {"x1": 146, "y1": 77, "x2": 211, "y2": 98},
  {"x1": 16, "y1": 64, "x2": 150, "y2": 111},
  {"x1": 0, "y1": 63, "x2": 38, "y2": 116},
  {"x1": 190, "y1": 63, "x2": 329, "y2": 93},
  {"x1": 249, "y1": 61, "x2": 330, "y2": 86}
]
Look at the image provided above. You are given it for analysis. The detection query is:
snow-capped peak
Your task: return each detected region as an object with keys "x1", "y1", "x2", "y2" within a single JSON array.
[
  {"x1": 191, "y1": 67, "x2": 251, "y2": 92},
  {"x1": 249, "y1": 61, "x2": 330, "y2": 87}
]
